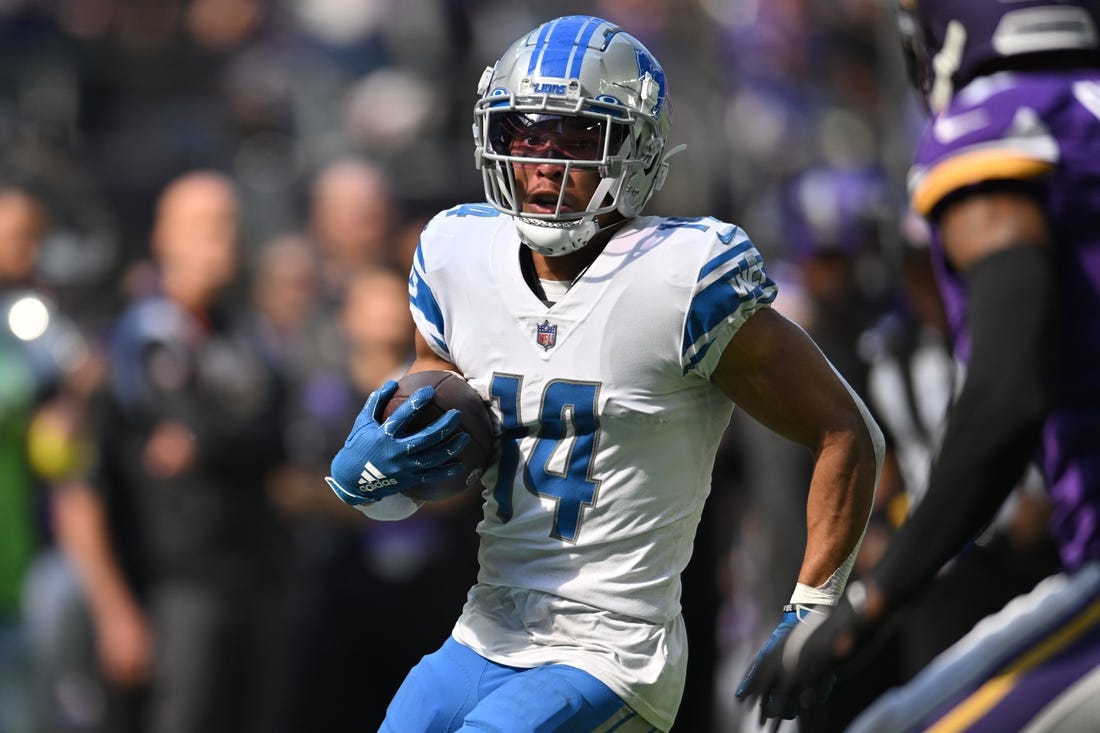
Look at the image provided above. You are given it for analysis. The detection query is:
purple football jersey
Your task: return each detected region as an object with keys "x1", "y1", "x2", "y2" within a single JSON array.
[{"x1": 910, "y1": 69, "x2": 1100, "y2": 570}]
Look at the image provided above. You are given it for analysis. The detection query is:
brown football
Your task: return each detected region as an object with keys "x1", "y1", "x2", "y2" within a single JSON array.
[{"x1": 381, "y1": 370, "x2": 496, "y2": 502}]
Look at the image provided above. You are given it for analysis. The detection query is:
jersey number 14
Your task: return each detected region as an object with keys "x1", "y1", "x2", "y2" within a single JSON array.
[{"x1": 490, "y1": 374, "x2": 600, "y2": 543}]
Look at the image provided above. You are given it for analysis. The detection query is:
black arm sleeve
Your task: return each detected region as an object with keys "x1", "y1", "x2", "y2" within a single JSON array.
[{"x1": 871, "y1": 244, "x2": 1059, "y2": 608}]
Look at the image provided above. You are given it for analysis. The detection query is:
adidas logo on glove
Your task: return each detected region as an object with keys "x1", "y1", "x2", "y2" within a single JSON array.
[{"x1": 359, "y1": 462, "x2": 399, "y2": 493}]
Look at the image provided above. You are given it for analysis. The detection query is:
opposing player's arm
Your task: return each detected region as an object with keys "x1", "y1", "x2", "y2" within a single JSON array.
[
  {"x1": 940, "y1": 188, "x2": 1051, "y2": 269},
  {"x1": 869, "y1": 188, "x2": 1056, "y2": 611},
  {"x1": 712, "y1": 307, "x2": 882, "y2": 594}
]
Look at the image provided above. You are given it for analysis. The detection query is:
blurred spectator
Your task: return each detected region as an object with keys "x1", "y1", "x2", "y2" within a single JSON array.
[
  {"x1": 340, "y1": 265, "x2": 416, "y2": 391},
  {"x1": 772, "y1": 165, "x2": 896, "y2": 393},
  {"x1": 249, "y1": 234, "x2": 321, "y2": 361},
  {"x1": 862, "y1": 214, "x2": 956, "y2": 516},
  {"x1": 0, "y1": 186, "x2": 47, "y2": 287},
  {"x1": 308, "y1": 156, "x2": 400, "y2": 299},
  {"x1": 0, "y1": 185, "x2": 49, "y2": 733},
  {"x1": 254, "y1": 156, "x2": 410, "y2": 523},
  {"x1": 753, "y1": 164, "x2": 894, "y2": 597},
  {"x1": 0, "y1": 184, "x2": 95, "y2": 733},
  {"x1": 247, "y1": 230, "x2": 350, "y2": 530},
  {"x1": 264, "y1": 264, "x2": 480, "y2": 731},
  {"x1": 54, "y1": 171, "x2": 289, "y2": 733}
]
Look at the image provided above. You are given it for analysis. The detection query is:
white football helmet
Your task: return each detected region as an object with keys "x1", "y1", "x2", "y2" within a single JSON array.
[{"x1": 473, "y1": 15, "x2": 680, "y2": 256}]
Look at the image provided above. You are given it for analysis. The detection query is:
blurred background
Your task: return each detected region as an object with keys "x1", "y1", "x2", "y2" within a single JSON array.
[{"x1": 0, "y1": 1, "x2": 953, "y2": 732}]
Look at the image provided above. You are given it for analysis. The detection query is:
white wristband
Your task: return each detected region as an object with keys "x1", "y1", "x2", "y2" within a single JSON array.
[
  {"x1": 790, "y1": 580, "x2": 842, "y2": 607},
  {"x1": 788, "y1": 532, "x2": 864, "y2": 607},
  {"x1": 355, "y1": 492, "x2": 422, "y2": 521}
]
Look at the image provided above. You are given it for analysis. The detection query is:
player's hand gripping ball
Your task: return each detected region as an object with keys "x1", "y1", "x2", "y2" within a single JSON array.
[{"x1": 382, "y1": 370, "x2": 497, "y2": 501}]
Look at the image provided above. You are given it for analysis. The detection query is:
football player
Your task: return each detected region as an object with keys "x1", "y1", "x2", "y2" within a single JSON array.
[
  {"x1": 737, "y1": 1, "x2": 1100, "y2": 731},
  {"x1": 326, "y1": 15, "x2": 883, "y2": 732}
]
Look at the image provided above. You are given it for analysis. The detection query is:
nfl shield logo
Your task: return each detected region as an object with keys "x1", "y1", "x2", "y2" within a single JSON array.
[{"x1": 536, "y1": 320, "x2": 557, "y2": 351}]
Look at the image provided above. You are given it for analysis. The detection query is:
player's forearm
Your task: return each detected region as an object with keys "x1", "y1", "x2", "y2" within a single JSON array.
[
  {"x1": 870, "y1": 411, "x2": 1042, "y2": 610},
  {"x1": 870, "y1": 377, "x2": 1049, "y2": 609},
  {"x1": 794, "y1": 379, "x2": 883, "y2": 605},
  {"x1": 871, "y1": 245, "x2": 1057, "y2": 610},
  {"x1": 797, "y1": 418, "x2": 881, "y2": 599}
]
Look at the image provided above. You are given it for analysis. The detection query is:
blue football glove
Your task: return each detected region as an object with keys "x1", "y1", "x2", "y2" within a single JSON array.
[
  {"x1": 326, "y1": 380, "x2": 470, "y2": 506},
  {"x1": 738, "y1": 587, "x2": 881, "y2": 731},
  {"x1": 735, "y1": 604, "x2": 827, "y2": 721}
]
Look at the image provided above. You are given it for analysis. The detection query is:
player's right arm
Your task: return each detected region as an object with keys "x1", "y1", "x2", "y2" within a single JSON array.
[
  {"x1": 324, "y1": 331, "x2": 469, "y2": 521},
  {"x1": 408, "y1": 329, "x2": 461, "y2": 376}
]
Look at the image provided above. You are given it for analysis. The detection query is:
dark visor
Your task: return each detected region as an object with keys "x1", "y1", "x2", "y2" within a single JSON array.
[{"x1": 488, "y1": 112, "x2": 627, "y2": 161}]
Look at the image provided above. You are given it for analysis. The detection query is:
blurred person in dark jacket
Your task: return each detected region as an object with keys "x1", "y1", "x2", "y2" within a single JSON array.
[{"x1": 54, "y1": 170, "x2": 290, "y2": 733}]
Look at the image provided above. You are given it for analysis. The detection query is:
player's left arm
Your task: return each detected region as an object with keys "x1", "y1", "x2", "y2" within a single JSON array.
[
  {"x1": 722, "y1": 307, "x2": 884, "y2": 718},
  {"x1": 715, "y1": 306, "x2": 883, "y2": 596}
]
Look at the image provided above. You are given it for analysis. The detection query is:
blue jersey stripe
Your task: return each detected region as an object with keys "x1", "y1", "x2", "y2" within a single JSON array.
[
  {"x1": 414, "y1": 237, "x2": 426, "y2": 271},
  {"x1": 409, "y1": 245, "x2": 450, "y2": 359},
  {"x1": 697, "y1": 237, "x2": 753, "y2": 282},
  {"x1": 682, "y1": 346, "x2": 709, "y2": 375},
  {"x1": 681, "y1": 266, "x2": 777, "y2": 373}
]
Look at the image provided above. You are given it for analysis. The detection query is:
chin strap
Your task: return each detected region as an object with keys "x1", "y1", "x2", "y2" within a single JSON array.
[{"x1": 514, "y1": 216, "x2": 600, "y2": 256}]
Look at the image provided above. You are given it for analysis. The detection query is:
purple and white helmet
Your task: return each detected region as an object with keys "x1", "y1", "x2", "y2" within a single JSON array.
[
  {"x1": 898, "y1": 0, "x2": 1100, "y2": 113},
  {"x1": 473, "y1": 15, "x2": 678, "y2": 256}
]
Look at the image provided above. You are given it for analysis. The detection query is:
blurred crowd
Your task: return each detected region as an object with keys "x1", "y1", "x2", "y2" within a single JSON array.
[{"x1": 0, "y1": 1, "x2": 1057, "y2": 733}]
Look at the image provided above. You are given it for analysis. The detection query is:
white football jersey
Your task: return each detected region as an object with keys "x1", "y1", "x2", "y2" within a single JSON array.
[{"x1": 409, "y1": 204, "x2": 777, "y2": 729}]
